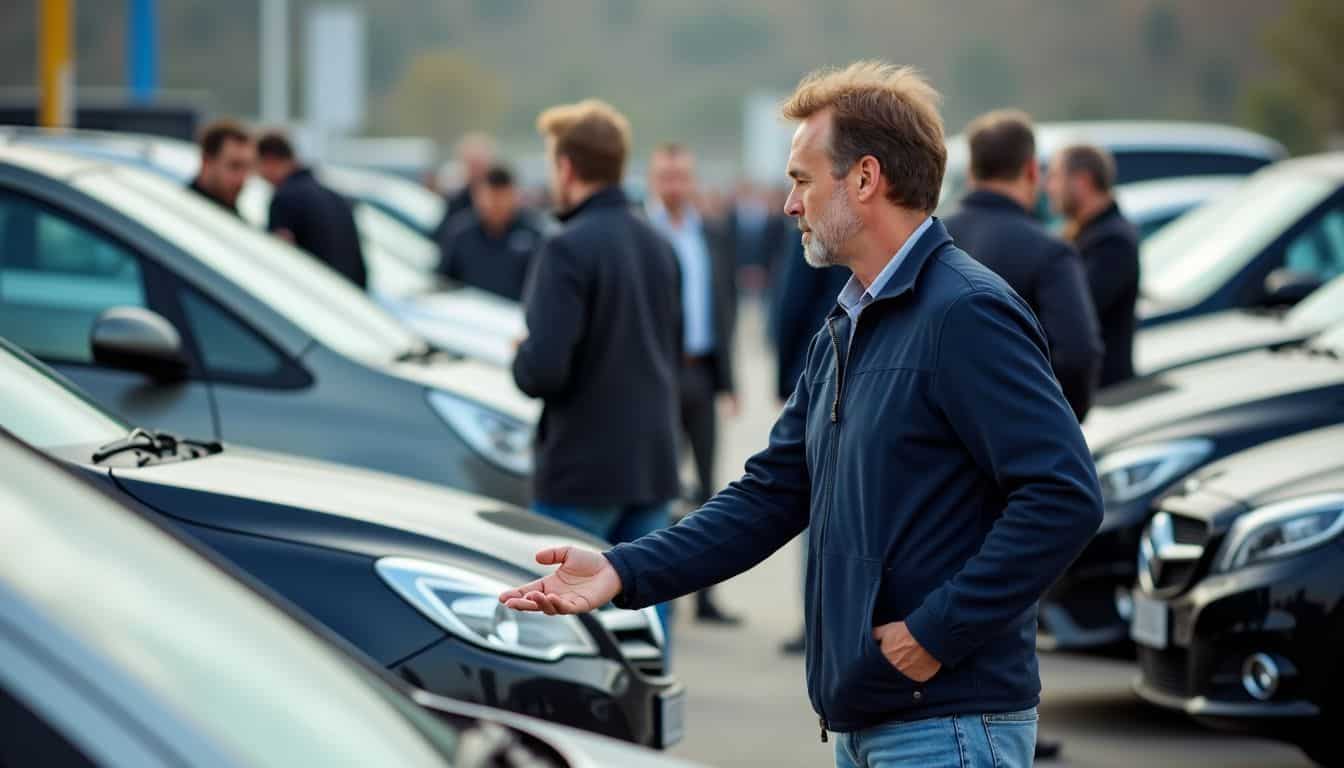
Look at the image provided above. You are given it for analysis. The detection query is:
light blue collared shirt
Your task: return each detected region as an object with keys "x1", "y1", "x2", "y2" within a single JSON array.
[
  {"x1": 648, "y1": 203, "x2": 716, "y2": 356},
  {"x1": 835, "y1": 216, "x2": 934, "y2": 345}
]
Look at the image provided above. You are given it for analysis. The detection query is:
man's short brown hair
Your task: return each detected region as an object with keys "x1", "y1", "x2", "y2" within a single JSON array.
[
  {"x1": 966, "y1": 109, "x2": 1036, "y2": 183},
  {"x1": 1057, "y1": 144, "x2": 1117, "y2": 193},
  {"x1": 536, "y1": 99, "x2": 632, "y2": 186},
  {"x1": 781, "y1": 60, "x2": 946, "y2": 212},
  {"x1": 198, "y1": 119, "x2": 251, "y2": 158}
]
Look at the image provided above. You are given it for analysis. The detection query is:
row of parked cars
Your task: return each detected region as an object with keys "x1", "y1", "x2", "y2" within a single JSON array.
[
  {"x1": 1, "y1": 121, "x2": 1340, "y2": 765},
  {"x1": 0, "y1": 135, "x2": 698, "y2": 766},
  {"x1": 935, "y1": 127, "x2": 1344, "y2": 767}
]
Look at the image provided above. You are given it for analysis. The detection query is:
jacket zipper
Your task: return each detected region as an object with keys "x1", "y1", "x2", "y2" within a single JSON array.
[{"x1": 815, "y1": 316, "x2": 850, "y2": 742}]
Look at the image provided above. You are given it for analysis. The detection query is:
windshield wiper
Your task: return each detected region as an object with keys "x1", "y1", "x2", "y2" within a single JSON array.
[
  {"x1": 394, "y1": 342, "x2": 463, "y2": 364},
  {"x1": 92, "y1": 428, "x2": 222, "y2": 466}
]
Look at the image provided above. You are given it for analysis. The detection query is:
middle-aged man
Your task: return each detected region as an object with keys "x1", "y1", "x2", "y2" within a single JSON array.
[
  {"x1": 255, "y1": 131, "x2": 368, "y2": 289},
  {"x1": 436, "y1": 163, "x2": 547, "y2": 302},
  {"x1": 512, "y1": 101, "x2": 683, "y2": 630},
  {"x1": 646, "y1": 143, "x2": 742, "y2": 626},
  {"x1": 501, "y1": 61, "x2": 1102, "y2": 768},
  {"x1": 188, "y1": 119, "x2": 254, "y2": 216},
  {"x1": 434, "y1": 132, "x2": 498, "y2": 241},
  {"x1": 944, "y1": 110, "x2": 1103, "y2": 421},
  {"x1": 1047, "y1": 144, "x2": 1141, "y2": 388}
]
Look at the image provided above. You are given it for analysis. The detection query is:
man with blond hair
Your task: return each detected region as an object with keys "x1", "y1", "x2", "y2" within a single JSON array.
[
  {"x1": 502, "y1": 64, "x2": 1102, "y2": 767},
  {"x1": 511, "y1": 101, "x2": 682, "y2": 629}
]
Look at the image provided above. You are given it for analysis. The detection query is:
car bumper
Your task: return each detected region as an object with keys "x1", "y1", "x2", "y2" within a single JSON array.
[
  {"x1": 1039, "y1": 502, "x2": 1147, "y2": 651},
  {"x1": 1132, "y1": 541, "x2": 1341, "y2": 729},
  {"x1": 392, "y1": 635, "x2": 683, "y2": 748}
]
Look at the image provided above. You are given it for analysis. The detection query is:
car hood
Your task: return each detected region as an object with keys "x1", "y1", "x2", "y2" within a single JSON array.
[
  {"x1": 383, "y1": 302, "x2": 516, "y2": 369},
  {"x1": 1133, "y1": 309, "x2": 1305, "y2": 376},
  {"x1": 108, "y1": 446, "x2": 602, "y2": 579},
  {"x1": 1084, "y1": 348, "x2": 1344, "y2": 453},
  {"x1": 1164, "y1": 424, "x2": 1344, "y2": 523},
  {"x1": 400, "y1": 288, "x2": 526, "y2": 339},
  {"x1": 411, "y1": 691, "x2": 703, "y2": 768},
  {"x1": 387, "y1": 356, "x2": 540, "y2": 423}
]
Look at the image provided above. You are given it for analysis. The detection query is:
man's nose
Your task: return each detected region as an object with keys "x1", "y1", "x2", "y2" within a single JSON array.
[{"x1": 783, "y1": 193, "x2": 802, "y2": 218}]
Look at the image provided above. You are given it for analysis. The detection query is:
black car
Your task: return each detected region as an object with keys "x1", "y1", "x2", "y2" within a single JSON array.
[
  {"x1": 1039, "y1": 322, "x2": 1344, "y2": 652},
  {"x1": 0, "y1": 337, "x2": 683, "y2": 749},
  {"x1": 0, "y1": 429, "x2": 698, "y2": 767},
  {"x1": 1139, "y1": 153, "x2": 1344, "y2": 328},
  {"x1": 1130, "y1": 424, "x2": 1344, "y2": 768}
]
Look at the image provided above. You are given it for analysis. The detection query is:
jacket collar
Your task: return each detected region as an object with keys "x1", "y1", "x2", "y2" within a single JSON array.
[
  {"x1": 1077, "y1": 200, "x2": 1122, "y2": 236},
  {"x1": 826, "y1": 217, "x2": 954, "y2": 320},
  {"x1": 557, "y1": 185, "x2": 628, "y2": 223},
  {"x1": 960, "y1": 188, "x2": 1031, "y2": 217}
]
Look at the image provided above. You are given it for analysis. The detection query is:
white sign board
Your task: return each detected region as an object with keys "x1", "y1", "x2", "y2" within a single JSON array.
[
  {"x1": 305, "y1": 5, "x2": 366, "y2": 135},
  {"x1": 741, "y1": 90, "x2": 792, "y2": 186}
]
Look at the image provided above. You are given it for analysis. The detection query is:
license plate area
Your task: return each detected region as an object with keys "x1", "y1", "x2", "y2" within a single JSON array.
[
  {"x1": 1130, "y1": 591, "x2": 1169, "y2": 649},
  {"x1": 657, "y1": 689, "x2": 685, "y2": 749}
]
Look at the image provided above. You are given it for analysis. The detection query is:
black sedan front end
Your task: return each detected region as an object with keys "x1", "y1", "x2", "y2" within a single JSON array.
[{"x1": 1129, "y1": 426, "x2": 1344, "y2": 767}]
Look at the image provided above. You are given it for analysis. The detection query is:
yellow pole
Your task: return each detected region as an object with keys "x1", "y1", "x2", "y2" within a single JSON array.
[{"x1": 38, "y1": 0, "x2": 74, "y2": 127}]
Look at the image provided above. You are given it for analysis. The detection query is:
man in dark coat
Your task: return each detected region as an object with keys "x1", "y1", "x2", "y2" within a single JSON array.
[
  {"x1": 646, "y1": 143, "x2": 742, "y2": 625},
  {"x1": 945, "y1": 110, "x2": 1103, "y2": 421},
  {"x1": 256, "y1": 132, "x2": 367, "y2": 289},
  {"x1": 436, "y1": 164, "x2": 547, "y2": 302},
  {"x1": 512, "y1": 100, "x2": 682, "y2": 629},
  {"x1": 725, "y1": 180, "x2": 796, "y2": 295},
  {"x1": 1047, "y1": 144, "x2": 1141, "y2": 388}
]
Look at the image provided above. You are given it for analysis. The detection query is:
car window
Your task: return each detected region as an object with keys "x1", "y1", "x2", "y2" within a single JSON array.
[
  {"x1": 71, "y1": 167, "x2": 424, "y2": 365},
  {"x1": 0, "y1": 346, "x2": 128, "y2": 449},
  {"x1": 0, "y1": 686, "x2": 98, "y2": 768},
  {"x1": 1283, "y1": 207, "x2": 1344, "y2": 282},
  {"x1": 1141, "y1": 173, "x2": 1337, "y2": 307},
  {"x1": 1111, "y1": 151, "x2": 1271, "y2": 185},
  {"x1": 0, "y1": 446, "x2": 452, "y2": 768},
  {"x1": 1137, "y1": 211, "x2": 1180, "y2": 241},
  {"x1": 0, "y1": 193, "x2": 147, "y2": 363},
  {"x1": 179, "y1": 287, "x2": 285, "y2": 379}
]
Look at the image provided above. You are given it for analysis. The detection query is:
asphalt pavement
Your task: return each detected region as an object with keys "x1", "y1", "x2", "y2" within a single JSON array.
[{"x1": 663, "y1": 300, "x2": 1311, "y2": 767}]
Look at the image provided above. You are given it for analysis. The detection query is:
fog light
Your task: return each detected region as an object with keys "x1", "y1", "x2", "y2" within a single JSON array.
[
  {"x1": 1114, "y1": 587, "x2": 1135, "y2": 622},
  {"x1": 1242, "y1": 653, "x2": 1280, "y2": 701}
]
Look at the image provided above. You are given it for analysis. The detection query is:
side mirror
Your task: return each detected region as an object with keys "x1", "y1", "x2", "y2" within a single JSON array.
[
  {"x1": 1262, "y1": 268, "x2": 1324, "y2": 307},
  {"x1": 91, "y1": 306, "x2": 189, "y2": 382}
]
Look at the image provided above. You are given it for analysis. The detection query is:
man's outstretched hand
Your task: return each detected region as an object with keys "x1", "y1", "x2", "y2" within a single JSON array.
[{"x1": 499, "y1": 546, "x2": 622, "y2": 615}]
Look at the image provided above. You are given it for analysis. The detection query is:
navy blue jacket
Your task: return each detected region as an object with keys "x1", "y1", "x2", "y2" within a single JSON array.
[
  {"x1": 606, "y1": 219, "x2": 1102, "y2": 731},
  {"x1": 1075, "y1": 202, "x2": 1140, "y2": 387},
  {"x1": 945, "y1": 190, "x2": 1103, "y2": 420},
  {"x1": 513, "y1": 187, "x2": 683, "y2": 507}
]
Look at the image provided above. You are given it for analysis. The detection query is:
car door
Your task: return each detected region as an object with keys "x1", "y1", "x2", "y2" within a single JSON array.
[{"x1": 0, "y1": 189, "x2": 217, "y2": 438}]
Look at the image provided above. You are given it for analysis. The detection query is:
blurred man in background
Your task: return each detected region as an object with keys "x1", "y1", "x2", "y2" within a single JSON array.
[
  {"x1": 189, "y1": 119, "x2": 254, "y2": 216},
  {"x1": 512, "y1": 101, "x2": 683, "y2": 631},
  {"x1": 1047, "y1": 144, "x2": 1141, "y2": 389},
  {"x1": 725, "y1": 179, "x2": 794, "y2": 296},
  {"x1": 436, "y1": 164, "x2": 547, "y2": 302},
  {"x1": 256, "y1": 131, "x2": 368, "y2": 289},
  {"x1": 647, "y1": 143, "x2": 742, "y2": 626},
  {"x1": 945, "y1": 110, "x2": 1102, "y2": 421},
  {"x1": 441, "y1": 132, "x2": 498, "y2": 220}
]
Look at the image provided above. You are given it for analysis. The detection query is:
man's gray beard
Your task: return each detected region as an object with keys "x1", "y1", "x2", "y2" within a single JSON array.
[{"x1": 803, "y1": 189, "x2": 861, "y2": 268}]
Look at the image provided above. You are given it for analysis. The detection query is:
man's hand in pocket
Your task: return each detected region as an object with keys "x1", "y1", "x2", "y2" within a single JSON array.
[{"x1": 873, "y1": 621, "x2": 942, "y2": 683}]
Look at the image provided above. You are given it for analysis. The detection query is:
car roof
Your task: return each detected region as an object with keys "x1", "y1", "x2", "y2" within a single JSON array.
[
  {"x1": 1114, "y1": 175, "x2": 1243, "y2": 215},
  {"x1": 1254, "y1": 151, "x2": 1344, "y2": 181},
  {"x1": 945, "y1": 120, "x2": 1287, "y2": 160},
  {"x1": 0, "y1": 139, "x2": 111, "y2": 178}
]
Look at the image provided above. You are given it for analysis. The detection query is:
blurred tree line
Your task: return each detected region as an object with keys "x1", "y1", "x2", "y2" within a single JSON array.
[{"x1": 0, "y1": 0, "x2": 1338, "y2": 156}]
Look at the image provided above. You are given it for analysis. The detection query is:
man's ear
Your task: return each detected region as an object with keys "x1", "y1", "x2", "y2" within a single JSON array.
[{"x1": 855, "y1": 155, "x2": 882, "y2": 203}]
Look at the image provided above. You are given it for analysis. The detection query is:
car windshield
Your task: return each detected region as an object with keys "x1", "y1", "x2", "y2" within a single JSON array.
[
  {"x1": 0, "y1": 344, "x2": 127, "y2": 449},
  {"x1": 1286, "y1": 275, "x2": 1344, "y2": 331},
  {"x1": 72, "y1": 165, "x2": 425, "y2": 365},
  {"x1": 0, "y1": 440, "x2": 455, "y2": 768},
  {"x1": 1141, "y1": 172, "x2": 1337, "y2": 308},
  {"x1": 324, "y1": 166, "x2": 446, "y2": 235}
]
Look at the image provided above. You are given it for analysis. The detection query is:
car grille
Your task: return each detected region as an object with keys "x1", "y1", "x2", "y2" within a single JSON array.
[
  {"x1": 596, "y1": 608, "x2": 666, "y2": 678},
  {"x1": 1139, "y1": 646, "x2": 1190, "y2": 697},
  {"x1": 1140, "y1": 512, "x2": 1209, "y2": 596},
  {"x1": 1170, "y1": 515, "x2": 1208, "y2": 546}
]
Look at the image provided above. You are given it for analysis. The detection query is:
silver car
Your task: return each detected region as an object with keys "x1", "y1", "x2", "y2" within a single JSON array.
[{"x1": 0, "y1": 144, "x2": 535, "y2": 504}]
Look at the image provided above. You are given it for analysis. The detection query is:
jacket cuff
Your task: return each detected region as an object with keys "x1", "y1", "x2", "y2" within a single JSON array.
[
  {"x1": 904, "y1": 593, "x2": 970, "y2": 668},
  {"x1": 602, "y1": 546, "x2": 643, "y2": 610}
]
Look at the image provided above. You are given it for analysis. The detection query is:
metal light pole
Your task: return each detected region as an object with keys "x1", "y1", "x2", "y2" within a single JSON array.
[
  {"x1": 260, "y1": 0, "x2": 289, "y2": 124},
  {"x1": 38, "y1": 0, "x2": 74, "y2": 127}
]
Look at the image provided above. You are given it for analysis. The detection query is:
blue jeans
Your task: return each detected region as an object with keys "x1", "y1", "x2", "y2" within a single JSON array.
[
  {"x1": 531, "y1": 501, "x2": 673, "y2": 632},
  {"x1": 834, "y1": 709, "x2": 1037, "y2": 768}
]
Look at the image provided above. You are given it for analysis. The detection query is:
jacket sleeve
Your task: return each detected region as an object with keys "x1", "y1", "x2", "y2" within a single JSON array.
[
  {"x1": 904, "y1": 290, "x2": 1103, "y2": 667},
  {"x1": 1036, "y1": 242, "x2": 1103, "y2": 420},
  {"x1": 512, "y1": 238, "x2": 588, "y2": 398},
  {"x1": 1084, "y1": 235, "x2": 1140, "y2": 317},
  {"x1": 604, "y1": 340, "x2": 817, "y2": 609}
]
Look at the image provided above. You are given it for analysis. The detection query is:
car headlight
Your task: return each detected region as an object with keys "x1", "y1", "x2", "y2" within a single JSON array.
[
  {"x1": 1215, "y1": 494, "x2": 1344, "y2": 572},
  {"x1": 376, "y1": 557, "x2": 598, "y2": 661},
  {"x1": 427, "y1": 390, "x2": 533, "y2": 476},
  {"x1": 1094, "y1": 438, "x2": 1213, "y2": 505}
]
